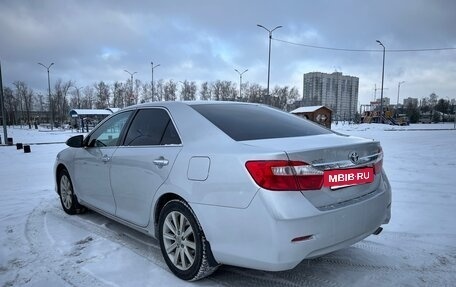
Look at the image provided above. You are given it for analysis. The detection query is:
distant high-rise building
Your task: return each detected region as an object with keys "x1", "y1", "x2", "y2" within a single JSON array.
[
  {"x1": 382, "y1": 97, "x2": 391, "y2": 106},
  {"x1": 403, "y1": 97, "x2": 418, "y2": 108},
  {"x1": 302, "y1": 72, "x2": 359, "y2": 120}
]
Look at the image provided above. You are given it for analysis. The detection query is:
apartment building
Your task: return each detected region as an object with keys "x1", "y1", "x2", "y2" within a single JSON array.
[{"x1": 302, "y1": 72, "x2": 359, "y2": 120}]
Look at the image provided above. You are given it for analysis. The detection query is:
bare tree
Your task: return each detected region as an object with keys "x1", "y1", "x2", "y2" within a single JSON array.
[
  {"x1": 246, "y1": 83, "x2": 264, "y2": 103},
  {"x1": 200, "y1": 82, "x2": 211, "y2": 101},
  {"x1": 53, "y1": 79, "x2": 72, "y2": 125},
  {"x1": 125, "y1": 78, "x2": 134, "y2": 106},
  {"x1": 220, "y1": 81, "x2": 236, "y2": 101},
  {"x1": 163, "y1": 80, "x2": 177, "y2": 101},
  {"x1": 179, "y1": 80, "x2": 197, "y2": 101},
  {"x1": 133, "y1": 79, "x2": 141, "y2": 105},
  {"x1": 82, "y1": 86, "x2": 95, "y2": 109},
  {"x1": 3, "y1": 87, "x2": 17, "y2": 125},
  {"x1": 211, "y1": 80, "x2": 223, "y2": 101},
  {"x1": 287, "y1": 87, "x2": 300, "y2": 110},
  {"x1": 112, "y1": 81, "x2": 126, "y2": 108},
  {"x1": 155, "y1": 79, "x2": 164, "y2": 101},
  {"x1": 94, "y1": 81, "x2": 110, "y2": 108},
  {"x1": 13, "y1": 81, "x2": 34, "y2": 128},
  {"x1": 429, "y1": 92, "x2": 438, "y2": 107},
  {"x1": 124, "y1": 78, "x2": 141, "y2": 106},
  {"x1": 140, "y1": 82, "x2": 151, "y2": 103},
  {"x1": 188, "y1": 81, "x2": 197, "y2": 101},
  {"x1": 237, "y1": 82, "x2": 249, "y2": 102},
  {"x1": 69, "y1": 86, "x2": 84, "y2": 109}
]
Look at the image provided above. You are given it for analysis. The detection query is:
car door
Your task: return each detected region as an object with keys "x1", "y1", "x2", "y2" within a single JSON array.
[
  {"x1": 109, "y1": 108, "x2": 182, "y2": 227},
  {"x1": 72, "y1": 111, "x2": 133, "y2": 214}
]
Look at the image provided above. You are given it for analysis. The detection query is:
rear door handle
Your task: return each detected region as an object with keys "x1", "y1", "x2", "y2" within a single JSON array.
[{"x1": 153, "y1": 157, "x2": 169, "y2": 168}]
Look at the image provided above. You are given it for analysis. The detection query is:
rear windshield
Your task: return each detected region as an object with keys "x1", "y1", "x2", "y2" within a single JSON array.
[{"x1": 191, "y1": 104, "x2": 332, "y2": 141}]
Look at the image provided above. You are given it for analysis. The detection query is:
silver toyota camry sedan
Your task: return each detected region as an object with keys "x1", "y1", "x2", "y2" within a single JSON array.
[{"x1": 55, "y1": 101, "x2": 391, "y2": 281}]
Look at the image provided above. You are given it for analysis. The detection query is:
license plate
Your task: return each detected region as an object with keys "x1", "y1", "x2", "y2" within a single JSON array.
[{"x1": 323, "y1": 167, "x2": 374, "y2": 188}]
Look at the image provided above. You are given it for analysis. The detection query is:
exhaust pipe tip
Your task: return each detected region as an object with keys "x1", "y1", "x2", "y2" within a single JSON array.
[{"x1": 372, "y1": 227, "x2": 383, "y2": 235}]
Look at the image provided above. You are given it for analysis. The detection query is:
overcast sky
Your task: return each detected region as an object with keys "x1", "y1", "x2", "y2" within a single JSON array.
[{"x1": 1, "y1": 0, "x2": 455, "y2": 105}]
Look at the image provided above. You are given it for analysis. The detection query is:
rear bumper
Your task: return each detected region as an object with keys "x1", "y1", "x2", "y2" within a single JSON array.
[{"x1": 191, "y1": 175, "x2": 391, "y2": 271}]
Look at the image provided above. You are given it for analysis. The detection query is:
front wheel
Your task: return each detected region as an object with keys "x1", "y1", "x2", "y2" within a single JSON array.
[
  {"x1": 158, "y1": 199, "x2": 218, "y2": 281},
  {"x1": 58, "y1": 168, "x2": 86, "y2": 215}
]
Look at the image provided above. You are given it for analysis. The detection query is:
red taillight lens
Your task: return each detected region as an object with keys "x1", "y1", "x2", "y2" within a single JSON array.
[
  {"x1": 374, "y1": 158, "x2": 383, "y2": 174},
  {"x1": 245, "y1": 160, "x2": 323, "y2": 191},
  {"x1": 374, "y1": 148, "x2": 383, "y2": 174}
]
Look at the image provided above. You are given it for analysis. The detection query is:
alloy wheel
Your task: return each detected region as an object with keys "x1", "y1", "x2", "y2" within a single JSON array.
[
  {"x1": 162, "y1": 211, "x2": 196, "y2": 270},
  {"x1": 60, "y1": 174, "x2": 73, "y2": 209}
]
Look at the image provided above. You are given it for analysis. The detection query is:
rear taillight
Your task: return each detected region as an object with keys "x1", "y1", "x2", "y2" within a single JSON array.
[
  {"x1": 374, "y1": 148, "x2": 383, "y2": 174},
  {"x1": 374, "y1": 159, "x2": 383, "y2": 174},
  {"x1": 245, "y1": 160, "x2": 323, "y2": 191}
]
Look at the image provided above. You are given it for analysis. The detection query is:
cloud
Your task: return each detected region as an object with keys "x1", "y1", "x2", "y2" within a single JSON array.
[{"x1": 1, "y1": 0, "x2": 455, "y2": 103}]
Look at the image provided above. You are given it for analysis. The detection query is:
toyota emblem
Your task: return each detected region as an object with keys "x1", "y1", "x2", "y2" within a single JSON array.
[{"x1": 349, "y1": 151, "x2": 359, "y2": 164}]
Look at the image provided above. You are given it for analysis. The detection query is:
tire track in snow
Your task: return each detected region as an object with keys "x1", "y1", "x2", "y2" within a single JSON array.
[
  {"x1": 27, "y1": 202, "x2": 225, "y2": 286},
  {"x1": 311, "y1": 255, "x2": 455, "y2": 273},
  {"x1": 29, "y1": 201, "x2": 341, "y2": 287},
  {"x1": 25, "y1": 200, "x2": 456, "y2": 286},
  {"x1": 25, "y1": 202, "x2": 108, "y2": 287},
  {"x1": 353, "y1": 240, "x2": 404, "y2": 256},
  {"x1": 39, "y1": 202, "x2": 168, "y2": 269},
  {"x1": 213, "y1": 266, "x2": 343, "y2": 287}
]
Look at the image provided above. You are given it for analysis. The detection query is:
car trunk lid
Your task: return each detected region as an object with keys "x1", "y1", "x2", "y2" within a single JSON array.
[{"x1": 241, "y1": 133, "x2": 383, "y2": 210}]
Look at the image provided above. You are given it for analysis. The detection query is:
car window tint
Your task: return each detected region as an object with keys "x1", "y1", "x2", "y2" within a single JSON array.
[
  {"x1": 191, "y1": 104, "x2": 332, "y2": 141},
  {"x1": 125, "y1": 109, "x2": 181, "y2": 146},
  {"x1": 161, "y1": 120, "x2": 182, "y2": 145},
  {"x1": 89, "y1": 111, "x2": 132, "y2": 147}
]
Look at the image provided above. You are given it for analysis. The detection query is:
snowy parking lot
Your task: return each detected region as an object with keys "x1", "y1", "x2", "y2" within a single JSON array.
[{"x1": 1, "y1": 124, "x2": 455, "y2": 286}]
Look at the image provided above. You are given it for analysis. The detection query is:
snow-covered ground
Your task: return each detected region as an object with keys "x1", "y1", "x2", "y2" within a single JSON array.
[{"x1": 1, "y1": 123, "x2": 455, "y2": 286}]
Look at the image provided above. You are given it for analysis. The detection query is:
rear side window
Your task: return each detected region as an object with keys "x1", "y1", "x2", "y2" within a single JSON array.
[
  {"x1": 124, "y1": 109, "x2": 181, "y2": 146},
  {"x1": 191, "y1": 104, "x2": 331, "y2": 141}
]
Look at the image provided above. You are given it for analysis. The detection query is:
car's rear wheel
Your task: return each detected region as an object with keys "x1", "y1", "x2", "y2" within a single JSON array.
[
  {"x1": 58, "y1": 168, "x2": 86, "y2": 215},
  {"x1": 158, "y1": 199, "x2": 218, "y2": 281}
]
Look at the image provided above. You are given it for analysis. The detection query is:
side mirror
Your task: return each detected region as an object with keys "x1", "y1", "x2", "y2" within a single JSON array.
[{"x1": 66, "y1": 135, "x2": 84, "y2": 148}]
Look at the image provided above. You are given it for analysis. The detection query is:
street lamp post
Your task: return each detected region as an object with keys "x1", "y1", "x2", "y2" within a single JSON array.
[
  {"x1": 257, "y1": 24, "x2": 282, "y2": 98},
  {"x1": 0, "y1": 61, "x2": 7, "y2": 143},
  {"x1": 234, "y1": 69, "x2": 248, "y2": 100},
  {"x1": 397, "y1": 81, "x2": 405, "y2": 106},
  {"x1": 124, "y1": 69, "x2": 137, "y2": 105},
  {"x1": 396, "y1": 81, "x2": 405, "y2": 116},
  {"x1": 38, "y1": 62, "x2": 54, "y2": 130},
  {"x1": 453, "y1": 99, "x2": 456, "y2": 129},
  {"x1": 151, "y1": 62, "x2": 160, "y2": 102},
  {"x1": 442, "y1": 96, "x2": 450, "y2": 125},
  {"x1": 376, "y1": 40, "x2": 386, "y2": 123},
  {"x1": 179, "y1": 81, "x2": 186, "y2": 101}
]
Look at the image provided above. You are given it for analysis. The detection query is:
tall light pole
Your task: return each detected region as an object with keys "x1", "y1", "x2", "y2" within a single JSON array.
[
  {"x1": 257, "y1": 24, "x2": 282, "y2": 98},
  {"x1": 179, "y1": 81, "x2": 186, "y2": 101},
  {"x1": 376, "y1": 40, "x2": 386, "y2": 123},
  {"x1": 151, "y1": 62, "x2": 160, "y2": 102},
  {"x1": 0, "y1": 61, "x2": 7, "y2": 143},
  {"x1": 234, "y1": 68, "x2": 248, "y2": 100},
  {"x1": 124, "y1": 69, "x2": 137, "y2": 105},
  {"x1": 397, "y1": 81, "x2": 405, "y2": 106},
  {"x1": 452, "y1": 98, "x2": 456, "y2": 129},
  {"x1": 38, "y1": 62, "x2": 54, "y2": 130}
]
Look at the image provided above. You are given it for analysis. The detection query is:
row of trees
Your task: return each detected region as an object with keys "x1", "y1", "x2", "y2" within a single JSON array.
[
  {"x1": 400, "y1": 93, "x2": 455, "y2": 123},
  {"x1": 2, "y1": 78, "x2": 453, "y2": 127},
  {"x1": 1, "y1": 78, "x2": 300, "y2": 126}
]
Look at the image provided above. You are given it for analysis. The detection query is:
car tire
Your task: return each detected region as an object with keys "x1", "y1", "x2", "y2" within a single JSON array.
[
  {"x1": 158, "y1": 199, "x2": 218, "y2": 281},
  {"x1": 58, "y1": 168, "x2": 86, "y2": 215}
]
